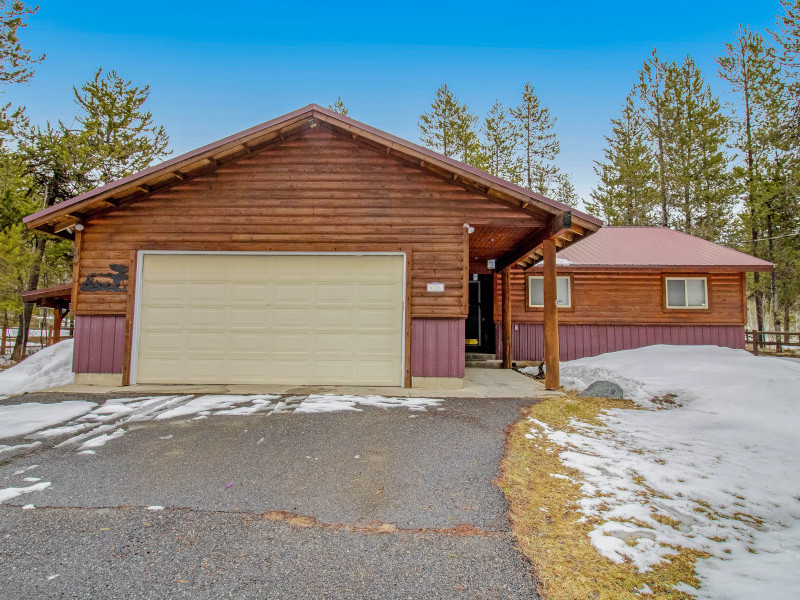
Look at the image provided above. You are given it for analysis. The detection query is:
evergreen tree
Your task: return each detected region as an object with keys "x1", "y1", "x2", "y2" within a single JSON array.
[
  {"x1": 551, "y1": 171, "x2": 580, "y2": 207},
  {"x1": 588, "y1": 93, "x2": 658, "y2": 225},
  {"x1": 0, "y1": 1, "x2": 43, "y2": 87},
  {"x1": 328, "y1": 96, "x2": 348, "y2": 116},
  {"x1": 510, "y1": 82, "x2": 559, "y2": 193},
  {"x1": 74, "y1": 68, "x2": 170, "y2": 184},
  {"x1": 418, "y1": 84, "x2": 478, "y2": 162},
  {"x1": 638, "y1": 49, "x2": 673, "y2": 227},
  {"x1": 661, "y1": 56, "x2": 733, "y2": 242},
  {"x1": 717, "y1": 26, "x2": 797, "y2": 332},
  {"x1": 479, "y1": 100, "x2": 521, "y2": 184}
]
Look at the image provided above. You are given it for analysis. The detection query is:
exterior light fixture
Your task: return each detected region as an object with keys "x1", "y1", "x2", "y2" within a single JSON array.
[
  {"x1": 308, "y1": 118, "x2": 318, "y2": 128},
  {"x1": 463, "y1": 223, "x2": 474, "y2": 234},
  {"x1": 74, "y1": 223, "x2": 85, "y2": 231}
]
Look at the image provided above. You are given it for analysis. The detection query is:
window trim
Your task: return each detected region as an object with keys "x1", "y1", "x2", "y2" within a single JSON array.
[
  {"x1": 664, "y1": 276, "x2": 709, "y2": 310},
  {"x1": 527, "y1": 274, "x2": 573, "y2": 309}
]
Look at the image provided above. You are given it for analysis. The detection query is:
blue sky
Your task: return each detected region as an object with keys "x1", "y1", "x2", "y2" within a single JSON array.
[{"x1": 8, "y1": 1, "x2": 780, "y2": 206}]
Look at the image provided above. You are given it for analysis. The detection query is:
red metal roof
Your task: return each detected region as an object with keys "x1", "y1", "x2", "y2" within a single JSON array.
[{"x1": 552, "y1": 227, "x2": 773, "y2": 271}]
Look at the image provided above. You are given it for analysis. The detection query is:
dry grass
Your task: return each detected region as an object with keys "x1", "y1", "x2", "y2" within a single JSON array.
[{"x1": 497, "y1": 394, "x2": 706, "y2": 599}]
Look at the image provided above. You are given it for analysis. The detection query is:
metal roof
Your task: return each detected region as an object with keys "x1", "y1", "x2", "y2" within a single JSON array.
[{"x1": 545, "y1": 227, "x2": 773, "y2": 271}]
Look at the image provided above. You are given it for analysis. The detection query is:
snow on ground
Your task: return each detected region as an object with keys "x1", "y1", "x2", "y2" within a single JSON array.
[
  {"x1": 0, "y1": 481, "x2": 51, "y2": 504},
  {"x1": 0, "y1": 401, "x2": 96, "y2": 439},
  {"x1": 0, "y1": 340, "x2": 74, "y2": 399},
  {"x1": 525, "y1": 345, "x2": 800, "y2": 599},
  {"x1": 14, "y1": 393, "x2": 442, "y2": 455},
  {"x1": 293, "y1": 394, "x2": 442, "y2": 414}
]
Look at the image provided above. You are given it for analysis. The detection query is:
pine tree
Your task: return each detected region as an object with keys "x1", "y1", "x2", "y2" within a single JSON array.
[
  {"x1": 328, "y1": 97, "x2": 348, "y2": 116},
  {"x1": 479, "y1": 100, "x2": 521, "y2": 184},
  {"x1": 661, "y1": 55, "x2": 733, "y2": 242},
  {"x1": 638, "y1": 49, "x2": 673, "y2": 227},
  {"x1": 551, "y1": 171, "x2": 580, "y2": 207},
  {"x1": 418, "y1": 84, "x2": 478, "y2": 162},
  {"x1": 588, "y1": 93, "x2": 658, "y2": 225},
  {"x1": 74, "y1": 68, "x2": 170, "y2": 184},
  {"x1": 717, "y1": 26, "x2": 796, "y2": 333},
  {"x1": 510, "y1": 82, "x2": 559, "y2": 193},
  {"x1": 0, "y1": 0, "x2": 43, "y2": 87}
]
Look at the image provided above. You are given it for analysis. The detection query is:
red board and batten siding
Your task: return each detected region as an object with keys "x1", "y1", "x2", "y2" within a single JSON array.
[
  {"x1": 73, "y1": 315, "x2": 125, "y2": 374},
  {"x1": 496, "y1": 323, "x2": 745, "y2": 362},
  {"x1": 411, "y1": 319, "x2": 465, "y2": 378}
]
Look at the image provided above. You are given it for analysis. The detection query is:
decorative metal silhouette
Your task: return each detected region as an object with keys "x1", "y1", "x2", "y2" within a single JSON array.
[{"x1": 80, "y1": 264, "x2": 128, "y2": 292}]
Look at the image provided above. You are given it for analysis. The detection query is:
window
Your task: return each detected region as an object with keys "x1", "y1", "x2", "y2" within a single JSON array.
[
  {"x1": 665, "y1": 277, "x2": 708, "y2": 309},
  {"x1": 528, "y1": 276, "x2": 571, "y2": 308}
]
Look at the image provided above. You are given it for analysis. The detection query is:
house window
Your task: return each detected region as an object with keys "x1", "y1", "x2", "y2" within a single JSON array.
[
  {"x1": 528, "y1": 276, "x2": 571, "y2": 308},
  {"x1": 665, "y1": 277, "x2": 708, "y2": 309}
]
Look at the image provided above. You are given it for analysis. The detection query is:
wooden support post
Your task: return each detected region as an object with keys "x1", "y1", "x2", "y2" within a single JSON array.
[
  {"x1": 502, "y1": 268, "x2": 512, "y2": 369},
  {"x1": 1, "y1": 325, "x2": 6, "y2": 356},
  {"x1": 53, "y1": 309, "x2": 63, "y2": 344},
  {"x1": 542, "y1": 237, "x2": 560, "y2": 390}
]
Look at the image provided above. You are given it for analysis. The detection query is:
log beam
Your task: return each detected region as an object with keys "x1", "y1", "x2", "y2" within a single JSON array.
[
  {"x1": 494, "y1": 210, "x2": 572, "y2": 272},
  {"x1": 502, "y1": 269, "x2": 512, "y2": 369},
  {"x1": 542, "y1": 237, "x2": 560, "y2": 390}
]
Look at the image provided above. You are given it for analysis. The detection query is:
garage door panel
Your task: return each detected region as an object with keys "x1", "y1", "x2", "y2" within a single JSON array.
[
  {"x1": 143, "y1": 281, "x2": 186, "y2": 304},
  {"x1": 136, "y1": 254, "x2": 404, "y2": 385},
  {"x1": 269, "y1": 307, "x2": 312, "y2": 328},
  {"x1": 230, "y1": 308, "x2": 268, "y2": 328},
  {"x1": 187, "y1": 307, "x2": 226, "y2": 328},
  {"x1": 188, "y1": 282, "x2": 230, "y2": 304},
  {"x1": 272, "y1": 283, "x2": 312, "y2": 303}
]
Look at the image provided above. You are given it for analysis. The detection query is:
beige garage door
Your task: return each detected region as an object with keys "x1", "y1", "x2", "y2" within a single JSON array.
[{"x1": 134, "y1": 253, "x2": 405, "y2": 385}]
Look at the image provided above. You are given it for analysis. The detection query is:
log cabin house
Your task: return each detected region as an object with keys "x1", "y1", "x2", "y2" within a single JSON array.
[
  {"x1": 486, "y1": 227, "x2": 772, "y2": 362},
  {"x1": 22, "y1": 105, "x2": 771, "y2": 390}
]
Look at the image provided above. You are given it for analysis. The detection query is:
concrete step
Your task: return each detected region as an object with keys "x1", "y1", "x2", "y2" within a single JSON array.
[
  {"x1": 465, "y1": 353, "x2": 497, "y2": 361},
  {"x1": 465, "y1": 359, "x2": 503, "y2": 369}
]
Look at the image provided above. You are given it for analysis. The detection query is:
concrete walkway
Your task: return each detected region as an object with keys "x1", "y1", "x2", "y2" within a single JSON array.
[{"x1": 50, "y1": 367, "x2": 553, "y2": 399}]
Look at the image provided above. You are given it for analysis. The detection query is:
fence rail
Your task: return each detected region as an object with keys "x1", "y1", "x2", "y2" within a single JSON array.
[
  {"x1": 1, "y1": 325, "x2": 74, "y2": 358},
  {"x1": 745, "y1": 330, "x2": 800, "y2": 356}
]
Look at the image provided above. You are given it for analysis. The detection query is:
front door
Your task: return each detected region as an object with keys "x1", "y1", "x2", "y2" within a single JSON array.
[{"x1": 465, "y1": 274, "x2": 495, "y2": 354}]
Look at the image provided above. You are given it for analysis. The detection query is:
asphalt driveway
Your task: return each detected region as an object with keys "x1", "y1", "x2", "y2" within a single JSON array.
[{"x1": 0, "y1": 393, "x2": 539, "y2": 599}]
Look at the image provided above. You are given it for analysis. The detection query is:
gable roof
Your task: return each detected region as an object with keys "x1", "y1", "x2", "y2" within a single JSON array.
[
  {"x1": 536, "y1": 227, "x2": 772, "y2": 271},
  {"x1": 22, "y1": 104, "x2": 602, "y2": 244}
]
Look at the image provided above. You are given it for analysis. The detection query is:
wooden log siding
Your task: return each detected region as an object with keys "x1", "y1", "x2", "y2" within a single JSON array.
[
  {"x1": 74, "y1": 127, "x2": 536, "y2": 318},
  {"x1": 494, "y1": 269, "x2": 747, "y2": 326}
]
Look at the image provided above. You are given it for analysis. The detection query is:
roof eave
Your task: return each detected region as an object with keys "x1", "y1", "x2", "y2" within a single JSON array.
[{"x1": 24, "y1": 104, "x2": 602, "y2": 239}]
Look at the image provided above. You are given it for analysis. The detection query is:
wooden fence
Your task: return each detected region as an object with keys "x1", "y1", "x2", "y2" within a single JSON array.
[
  {"x1": 1, "y1": 325, "x2": 74, "y2": 358},
  {"x1": 745, "y1": 330, "x2": 800, "y2": 356}
]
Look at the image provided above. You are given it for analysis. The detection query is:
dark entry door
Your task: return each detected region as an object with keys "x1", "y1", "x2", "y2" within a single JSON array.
[{"x1": 465, "y1": 274, "x2": 495, "y2": 354}]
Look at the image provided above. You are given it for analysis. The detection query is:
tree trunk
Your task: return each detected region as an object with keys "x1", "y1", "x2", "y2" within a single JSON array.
[
  {"x1": 784, "y1": 305, "x2": 792, "y2": 347},
  {"x1": 11, "y1": 236, "x2": 48, "y2": 362}
]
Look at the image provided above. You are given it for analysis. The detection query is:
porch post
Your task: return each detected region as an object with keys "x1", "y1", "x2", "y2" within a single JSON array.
[
  {"x1": 53, "y1": 308, "x2": 63, "y2": 344},
  {"x1": 502, "y1": 268, "x2": 512, "y2": 369},
  {"x1": 542, "y1": 237, "x2": 560, "y2": 389}
]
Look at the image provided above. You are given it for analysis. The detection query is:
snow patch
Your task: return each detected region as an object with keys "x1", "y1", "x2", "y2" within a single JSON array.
[
  {"x1": 78, "y1": 428, "x2": 125, "y2": 450},
  {"x1": 0, "y1": 481, "x2": 51, "y2": 504},
  {"x1": 294, "y1": 394, "x2": 442, "y2": 414},
  {"x1": 0, "y1": 401, "x2": 96, "y2": 439},
  {"x1": 0, "y1": 340, "x2": 75, "y2": 398},
  {"x1": 155, "y1": 395, "x2": 280, "y2": 420},
  {"x1": 530, "y1": 345, "x2": 800, "y2": 598}
]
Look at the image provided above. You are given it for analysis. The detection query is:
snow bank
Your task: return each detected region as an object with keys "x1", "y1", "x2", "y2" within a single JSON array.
[
  {"x1": 529, "y1": 345, "x2": 800, "y2": 598},
  {"x1": 0, "y1": 401, "x2": 96, "y2": 439},
  {"x1": 0, "y1": 340, "x2": 74, "y2": 398}
]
